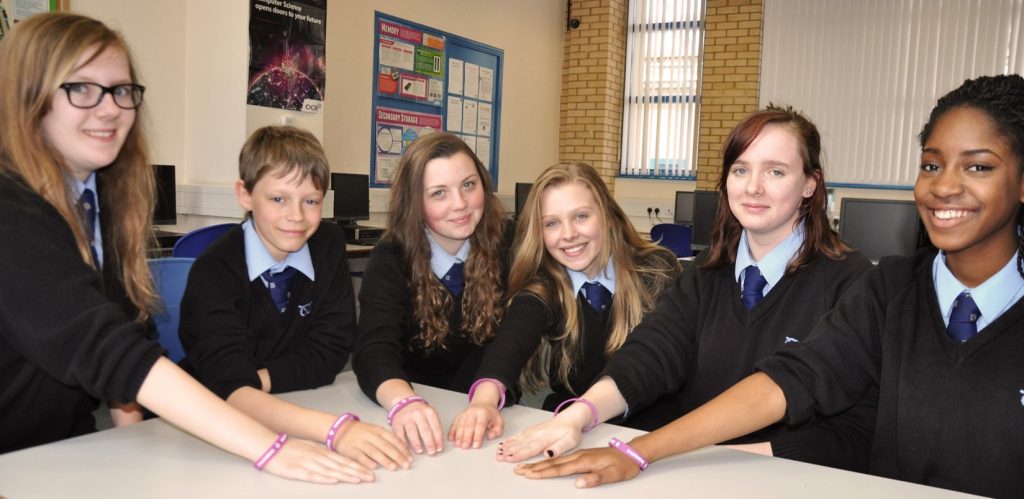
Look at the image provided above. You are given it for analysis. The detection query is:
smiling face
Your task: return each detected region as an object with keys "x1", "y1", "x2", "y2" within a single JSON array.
[
  {"x1": 40, "y1": 46, "x2": 135, "y2": 181},
  {"x1": 237, "y1": 167, "x2": 324, "y2": 262},
  {"x1": 725, "y1": 124, "x2": 816, "y2": 252},
  {"x1": 540, "y1": 181, "x2": 607, "y2": 279},
  {"x1": 915, "y1": 106, "x2": 1024, "y2": 271},
  {"x1": 422, "y1": 151, "x2": 485, "y2": 255}
]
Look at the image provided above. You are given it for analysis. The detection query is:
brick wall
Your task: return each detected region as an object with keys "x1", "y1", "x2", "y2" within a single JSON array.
[
  {"x1": 557, "y1": 0, "x2": 762, "y2": 192},
  {"x1": 558, "y1": 0, "x2": 628, "y2": 192},
  {"x1": 697, "y1": 0, "x2": 762, "y2": 190}
]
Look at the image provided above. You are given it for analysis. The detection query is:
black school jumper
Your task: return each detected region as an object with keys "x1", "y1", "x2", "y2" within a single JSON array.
[
  {"x1": 605, "y1": 250, "x2": 875, "y2": 472},
  {"x1": 759, "y1": 248, "x2": 1024, "y2": 496},
  {"x1": 179, "y1": 223, "x2": 356, "y2": 399},
  {"x1": 0, "y1": 170, "x2": 162, "y2": 453}
]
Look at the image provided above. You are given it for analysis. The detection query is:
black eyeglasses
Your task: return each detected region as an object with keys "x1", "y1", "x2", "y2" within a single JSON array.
[{"x1": 58, "y1": 82, "x2": 146, "y2": 110}]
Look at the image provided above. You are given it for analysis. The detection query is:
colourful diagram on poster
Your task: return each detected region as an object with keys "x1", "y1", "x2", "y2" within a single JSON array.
[
  {"x1": 374, "y1": 107, "x2": 441, "y2": 184},
  {"x1": 376, "y1": 18, "x2": 444, "y2": 106}
]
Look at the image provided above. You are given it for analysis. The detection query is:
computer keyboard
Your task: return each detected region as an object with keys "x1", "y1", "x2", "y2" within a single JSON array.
[{"x1": 349, "y1": 238, "x2": 379, "y2": 246}]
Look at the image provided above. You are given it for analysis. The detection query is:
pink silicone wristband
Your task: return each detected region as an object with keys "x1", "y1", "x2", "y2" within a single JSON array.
[
  {"x1": 387, "y1": 395, "x2": 427, "y2": 426},
  {"x1": 253, "y1": 432, "x2": 288, "y2": 471},
  {"x1": 552, "y1": 397, "x2": 599, "y2": 432},
  {"x1": 325, "y1": 412, "x2": 360, "y2": 452},
  {"x1": 468, "y1": 378, "x2": 507, "y2": 411},
  {"x1": 609, "y1": 437, "x2": 649, "y2": 471}
]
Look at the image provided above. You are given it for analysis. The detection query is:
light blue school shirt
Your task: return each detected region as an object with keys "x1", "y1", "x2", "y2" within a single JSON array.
[
  {"x1": 242, "y1": 219, "x2": 315, "y2": 284},
  {"x1": 568, "y1": 259, "x2": 617, "y2": 297},
  {"x1": 71, "y1": 173, "x2": 103, "y2": 268},
  {"x1": 932, "y1": 251, "x2": 1024, "y2": 331},
  {"x1": 427, "y1": 232, "x2": 470, "y2": 279},
  {"x1": 734, "y1": 225, "x2": 805, "y2": 296}
]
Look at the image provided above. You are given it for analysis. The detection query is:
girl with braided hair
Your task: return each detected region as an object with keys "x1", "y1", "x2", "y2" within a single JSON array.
[{"x1": 515, "y1": 74, "x2": 1024, "y2": 498}]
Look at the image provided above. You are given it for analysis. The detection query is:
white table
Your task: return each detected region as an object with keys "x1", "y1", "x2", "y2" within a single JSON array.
[{"x1": 0, "y1": 372, "x2": 972, "y2": 498}]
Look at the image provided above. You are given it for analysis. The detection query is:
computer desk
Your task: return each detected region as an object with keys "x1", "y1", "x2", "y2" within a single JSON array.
[{"x1": 0, "y1": 372, "x2": 969, "y2": 498}]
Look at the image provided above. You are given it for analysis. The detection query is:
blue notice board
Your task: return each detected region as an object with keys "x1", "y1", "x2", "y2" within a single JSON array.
[{"x1": 371, "y1": 12, "x2": 503, "y2": 188}]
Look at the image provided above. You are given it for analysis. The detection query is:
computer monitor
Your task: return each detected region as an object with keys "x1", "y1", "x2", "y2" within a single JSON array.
[
  {"x1": 514, "y1": 182, "x2": 532, "y2": 219},
  {"x1": 691, "y1": 190, "x2": 719, "y2": 248},
  {"x1": 673, "y1": 191, "x2": 695, "y2": 225},
  {"x1": 331, "y1": 173, "x2": 370, "y2": 226},
  {"x1": 152, "y1": 164, "x2": 176, "y2": 225},
  {"x1": 839, "y1": 198, "x2": 920, "y2": 261}
]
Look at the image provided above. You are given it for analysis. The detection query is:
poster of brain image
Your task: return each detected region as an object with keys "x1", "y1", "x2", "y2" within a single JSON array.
[{"x1": 247, "y1": 0, "x2": 326, "y2": 112}]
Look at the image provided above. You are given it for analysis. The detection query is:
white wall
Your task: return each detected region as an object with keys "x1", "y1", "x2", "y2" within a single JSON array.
[
  {"x1": 69, "y1": 0, "x2": 187, "y2": 174},
  {"x1": 65, "y1": 0, "x2": 564, "y2": 224}
]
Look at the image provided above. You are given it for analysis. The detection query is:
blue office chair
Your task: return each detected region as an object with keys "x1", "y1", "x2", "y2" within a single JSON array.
[
  {"x1": 650, "y1": 223, "x2": 693, "y2": 258},
  {"x1": 148, "y1": 257, "x2": 195, "y2": 362},
  {"x1": 171, "y1": 223, "x2": 235, "y2": 258}
]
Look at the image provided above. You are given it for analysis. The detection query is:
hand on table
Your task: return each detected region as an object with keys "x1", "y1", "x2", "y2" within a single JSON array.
[
  {"x1": 495, "y1": 417, "x2": 582, "y2": 462},
  {"x1": 265, "y1": 438, "x2": 376, "y2": 484},
  {"x1": 333, "y1": 420, "x2": 413, "y2": 471},
  {"x1": 390, "y1": 400, "x2": 444, "y2": 456},
  {"x1": 448, "y1": 402, "x2": 504, "y2": 449},
  {"x1": 514, "y1": 446, "x2": 641, "y2": 488}
]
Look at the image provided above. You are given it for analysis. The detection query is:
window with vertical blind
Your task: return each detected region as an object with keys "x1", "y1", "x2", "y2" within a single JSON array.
[
  {"x1": 620, "y1": 0, "x2": 706, "y2": 179},
  {"x1": 761, "y1": 0, "x2": 1024, "y2": 188}
]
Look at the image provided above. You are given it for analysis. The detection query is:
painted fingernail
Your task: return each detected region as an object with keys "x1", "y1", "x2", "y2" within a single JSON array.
[{"x1": 546, "y1": 450, "x2": 554, "y2": 458}]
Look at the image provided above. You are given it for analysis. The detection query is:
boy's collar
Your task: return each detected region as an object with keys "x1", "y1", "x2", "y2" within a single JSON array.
[{"x1": 242, "y1": 219, "x2": 315, "y2": 281}]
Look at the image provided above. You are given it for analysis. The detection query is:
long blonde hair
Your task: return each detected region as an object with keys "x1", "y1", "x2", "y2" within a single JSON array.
[
  {"x1": 0, "y1": 13, "x2": 157, "y2": 319},
  {"x1": 383, "y1": 132, "x2": 508, "y2": 349},
  {"x1": 511, "y1": 163, "x2": 679, "y2": 393}
]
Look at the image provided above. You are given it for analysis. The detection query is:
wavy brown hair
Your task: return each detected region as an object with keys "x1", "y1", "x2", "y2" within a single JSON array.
[
  {"x1": 383, "y1": 132, "x2": 508, "y2": 349},
  {"x1": 701, "y1": 106, "x2": 850, "y2": 272},
  {"x1": 511, "y1": 163, "x2": 679, "y2": 393},
  {"x1": 0, "y1": 13, "x2": 157, "y2": 319}
]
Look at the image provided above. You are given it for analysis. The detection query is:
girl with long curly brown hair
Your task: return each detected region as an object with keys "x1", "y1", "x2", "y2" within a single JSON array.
[
  {"x1": 353, "y1": 132, "x2": 510, "y2": 456},
  {"x1": 448, "y1": 162, "x2": 679, "y2": 450}
]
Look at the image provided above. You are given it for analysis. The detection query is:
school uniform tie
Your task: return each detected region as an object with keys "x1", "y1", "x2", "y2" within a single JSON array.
[
  {"x1": 581, "y1": 281, "x2": 611, "y2": 312},
  {"x1": 262, "y1": 266, "x2": 298, "y2": 313},
  {"x1": 442, "y1": 261, "x2": 465, "y2": 295},
  {"x1": 947, "y1": 291, "x2": 981, "y2": 342},
  {"x1": 77, "y1": 188, "x2": 100, "y2": 266},
  {"x1": 741, "y1": 265, "x2": 768, "y2": 310}
]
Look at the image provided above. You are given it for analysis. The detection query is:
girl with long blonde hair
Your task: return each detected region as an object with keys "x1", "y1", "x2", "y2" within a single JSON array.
[{"x1": 449, "y1": 162, "x2": 679, "y2": 449}]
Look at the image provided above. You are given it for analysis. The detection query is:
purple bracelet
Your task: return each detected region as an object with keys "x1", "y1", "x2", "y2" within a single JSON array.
[
  {"x1": 387, "y1": 395, "x2": 428, "y2": 426},
  {"x1": 253, "y1": 432, "x2": 288, "y2": 471},
  {"x1": 468, "y1": 378, "x2": 507, "y2": 411},
  {"x1": 609, "y1": 437, "x2": 649, "y2": 471},
  {"x1": 325, "y1": 412, "x2": 360, "y2": 452},
  {"x1": 552, "y1": 397, "x2": 599, "y2": 432}
]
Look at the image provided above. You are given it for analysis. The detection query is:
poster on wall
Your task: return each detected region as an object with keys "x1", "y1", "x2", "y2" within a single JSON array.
[
  {"x1": 371, "y1": 12, "x2": 503, "y2": 188},
  {"x1": 376, "y1": 18, "x2": 445, "y2": 106},
  {"x1": 247, "y1": 0, "x2": 326, "y2": 112},
  {"x1": 373, "y1": 107, "x2": 441, "y2": 184}
]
